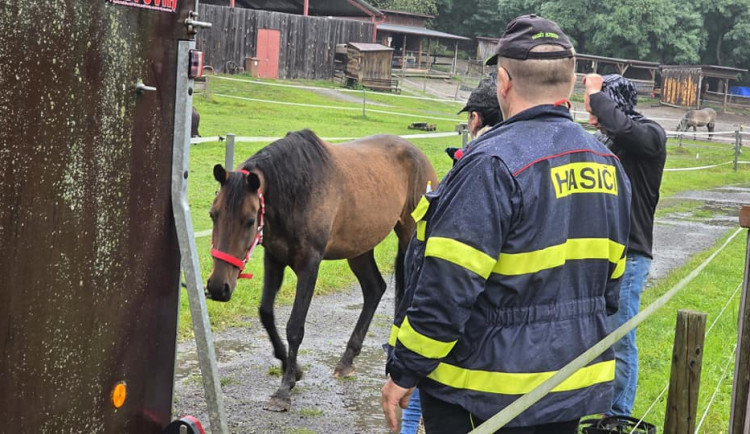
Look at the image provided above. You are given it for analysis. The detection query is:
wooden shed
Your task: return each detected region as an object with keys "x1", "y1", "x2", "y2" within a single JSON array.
[
  {"x1": 345, "y1": 42, "x2": 397, "y2": 92},
  {"x1": 660, "y1": 65, "x2": 747, "y2": 111}
]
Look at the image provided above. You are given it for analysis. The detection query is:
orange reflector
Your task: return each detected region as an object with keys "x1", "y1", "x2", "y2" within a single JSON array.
[{"x1": 112, "y1": 382, "x2": 127, "y2": 409}]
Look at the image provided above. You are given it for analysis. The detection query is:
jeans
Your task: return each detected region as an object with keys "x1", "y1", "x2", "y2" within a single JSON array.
[
  {"x1": 607, "y1": 253, "x2": 652, "y2": 416},
  {"x1": 401, "y1": 388, "x2": 421, "y2": 434}
]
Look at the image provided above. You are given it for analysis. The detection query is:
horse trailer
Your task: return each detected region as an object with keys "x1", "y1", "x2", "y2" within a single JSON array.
[{"x1": 0, "y1": 1, "x2": 223, "y2": 432}]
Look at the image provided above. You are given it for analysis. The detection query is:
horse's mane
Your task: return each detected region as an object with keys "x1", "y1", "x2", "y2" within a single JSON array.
[{"x1": 240, "y1": 129, "x2": 333, "y2": 221}]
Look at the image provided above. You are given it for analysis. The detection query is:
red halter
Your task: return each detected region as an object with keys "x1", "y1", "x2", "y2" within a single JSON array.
[{"x1": 210, "y1": 169, "x2": 265, "y2": 280}]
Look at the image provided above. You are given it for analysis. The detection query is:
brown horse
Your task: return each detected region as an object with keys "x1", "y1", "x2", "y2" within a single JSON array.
[{"x1": 206, "y1": 129, "x2": 437, "y2": 411}]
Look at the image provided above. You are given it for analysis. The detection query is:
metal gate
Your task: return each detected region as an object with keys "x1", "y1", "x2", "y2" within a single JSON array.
[{"x1": 0, "y1": 1, "x2": 200, "y2": 432}]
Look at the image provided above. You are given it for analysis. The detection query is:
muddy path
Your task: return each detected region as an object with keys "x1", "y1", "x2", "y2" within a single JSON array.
[{"x1": 172, "y1": 186, "x2": 750, "y2": 434}]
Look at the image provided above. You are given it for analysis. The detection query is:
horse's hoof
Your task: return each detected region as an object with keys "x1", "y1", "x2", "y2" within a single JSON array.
[
  {"x1": 333, "y1": 362, "x2": 355, "y2": 378},
  {"x1": 263, "y1": 395, "x2": 291, "y2": 412}
]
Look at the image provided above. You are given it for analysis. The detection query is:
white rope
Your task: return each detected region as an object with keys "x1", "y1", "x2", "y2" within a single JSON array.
[
  {"x1": 695, "y1": 344, "x2": 738, "y2": 433},
  {"x1": 189, "y1": 131, "x2": 460, "y2": 145},
  {"x1": 707, "y1": 281, "x2": 743, "y2": 336},
  {"x1": 664, "y1": 161, "x2": 750, "y2": 172},
  {"x1": 664, "y1": 162, "x2": 733, "y2": 172},
  {"x1": 208, "y1": 75, "x2": 463, "y2": 104},
  {"x1": 665, "y1": 130, "x2": 738, "y2": 137},
  {"x1": 630, "y1": 384, "x2": 669, "y2": 434},
  {"x1": 212, "y1": 93, "x2": 463, "y2": 123}
]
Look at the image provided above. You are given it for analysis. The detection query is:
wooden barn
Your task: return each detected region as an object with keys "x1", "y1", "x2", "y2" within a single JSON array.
[
  {"x1": 373, "y1": 10, "x2": 470, "y2": 75},
  {"x1": 196, "y1": 0, "x2": 381, "y2": 79},
  {"x1": 343, "y1": 43, "x2": 397, "y2": 92},
  {"x1": 660, "y1": 65, "x2": 747, "y2": 111}
]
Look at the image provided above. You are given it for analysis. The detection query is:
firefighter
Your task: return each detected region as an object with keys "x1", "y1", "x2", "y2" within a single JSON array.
[{"x1": 382, "y1": 15, "x2": 632, "y2": 434}]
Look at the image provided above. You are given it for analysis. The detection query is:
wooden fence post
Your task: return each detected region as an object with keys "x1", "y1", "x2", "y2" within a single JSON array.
[
  {"x1": 225, "y1": 133, "x2": 235, "y2": 170},
  {"x1": 730, "y1": 206, "x2": 750, "y2": 433},
  {"x1": 735, "y1": 130, "x2": 740, "y2": 172},
  {"x1": 664, "y1": 309, "x2": 707, "y2": 434}
]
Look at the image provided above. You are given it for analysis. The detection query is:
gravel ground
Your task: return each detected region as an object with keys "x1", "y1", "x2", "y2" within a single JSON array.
[{"x1": 173, "y1": 79, "x2": 750, "y2": 433}]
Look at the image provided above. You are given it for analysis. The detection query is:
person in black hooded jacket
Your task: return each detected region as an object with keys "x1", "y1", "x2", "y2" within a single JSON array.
[{"x1": 584, "y1": 73, "x2": 667, "y2": 417}]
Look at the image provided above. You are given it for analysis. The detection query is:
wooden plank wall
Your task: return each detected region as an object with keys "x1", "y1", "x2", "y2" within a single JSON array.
[
  {"x1": 196, "y1": 5, "x2": 375, "y2": 79},
  {"x1": 661, "y1": 68, "x2": 701, "y2": 108}
]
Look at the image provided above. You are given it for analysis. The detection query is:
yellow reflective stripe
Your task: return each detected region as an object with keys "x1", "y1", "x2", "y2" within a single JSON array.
[
  {"x1": 425, "y1": 237, "x2": 496, "y2": 279},
  {"x1": 416, "y1": 221, "x2": 426, "y2": 241},
  {"x1": 388, "y1": 325, "x2": 400, "y2": 347},
  {"x1": 611, "y1": 256, "x2": 626, "y2": 279},
  {"x1": 411, "y1": 196, "x2": 430, "y2": 222},
  {"x1": 427, "y1": 360, "x2": 615, "y2": 395},
  {"x1": 396, "y1": 316, "x2": 456, "y2": 359},
  {"x1": 493, "y1": 238, "x2": 626, "y2": 276}
]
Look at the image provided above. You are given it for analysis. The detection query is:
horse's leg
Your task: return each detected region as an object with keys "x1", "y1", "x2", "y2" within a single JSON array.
[
  {"x1": 708, "y1": 122, "x2": 715, "y2": 140},
  {"x1": 393, "y1": 220, "x2": 414, "y2": 316},
  {"x1": 334, "y1": 249, "x2": 386, "y2": 377},
  {"x1": 265, "y1": 256, "x2": 321, "y2": 412},
  {"x1": 258, "y1": 253, "x2": 296, "y2": 377}
]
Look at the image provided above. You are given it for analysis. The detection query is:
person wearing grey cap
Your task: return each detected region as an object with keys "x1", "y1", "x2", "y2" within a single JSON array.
[
  {"x1": 382, "y1": 14, "x2": 631, "y2": 434},
  {"x1": 445, "y1": 78, "x2": 504, "y2": 165}
]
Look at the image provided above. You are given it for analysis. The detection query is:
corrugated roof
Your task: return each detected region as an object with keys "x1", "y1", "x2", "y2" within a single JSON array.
[
  {"x1": 349, "y1": 42, "x2": 393, "y2": 52},
  {"x1": 576, "y1": 53, "x2": 660, "y2": 69},
  {"x1": 661, "y1": 64, "x2": 747, "y2": 73},
  {"x1": 377, "y1": 23, "x2": 470, "y2": 41},
  {"x1": 200, "y1": 0, "x2": 382, "y2": 17}
]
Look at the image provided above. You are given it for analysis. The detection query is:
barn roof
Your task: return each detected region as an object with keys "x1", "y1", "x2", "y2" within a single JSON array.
[
  {"x1": 349, "y1": 42, "x2": 393, "y2": 52},
  {"x1": 377, "y1": 23, "x2": 470, "y2": 41},
  {"x1": 576, "y1": 53, "x2": 661, "y2": 70},
  {"x1": 660, "y1": 64, "x2": 747, "y2": 80},
  {"x1": 200, "y1": 0, "x2": 382, "y2": 17}
]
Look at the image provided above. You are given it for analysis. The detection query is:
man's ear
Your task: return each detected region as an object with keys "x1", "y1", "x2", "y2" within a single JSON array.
[
  {"x1": 246, "y1": 172, "x2": 261, "y2": 192},
  {"x1": 497, "y1": 68, "x2": 512, "y2": 98},
  {"x1": 213, "y1": 164, "x2": 227, "y2": 185}
]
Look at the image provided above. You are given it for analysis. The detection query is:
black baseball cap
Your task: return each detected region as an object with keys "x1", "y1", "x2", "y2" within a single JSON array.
[
  {"x1": 457, "y1": 78, "x2": 499, "y2": 114},
  {"x1": 485, "y1": 14, "x2": 574, "y2": 65}
]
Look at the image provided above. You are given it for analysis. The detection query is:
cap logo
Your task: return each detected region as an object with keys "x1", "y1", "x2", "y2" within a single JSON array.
[{"x1": 531, "y1": 32, "x2": 559, "y2": 40}]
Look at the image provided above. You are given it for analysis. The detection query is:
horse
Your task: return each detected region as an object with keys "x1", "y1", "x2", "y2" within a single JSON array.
[
  {"x1": 676, "y1": 107, "x2": 716, "y2": 140},
  {"x1": 191, "y1": 107, "x2": 201, "y2": 138},
  {"x1": 206, "y1": 129, "x2": 437, "y2": 412}
]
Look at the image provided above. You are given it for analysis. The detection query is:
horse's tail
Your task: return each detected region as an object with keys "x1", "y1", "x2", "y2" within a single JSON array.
[{"x1": 394, "y1": 244, "x2": 406, "y2": 316}]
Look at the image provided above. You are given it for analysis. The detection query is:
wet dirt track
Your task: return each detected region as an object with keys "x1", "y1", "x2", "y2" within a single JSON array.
[{"x1": 173, "y1": 186, "x2": 750, "y2": 434}]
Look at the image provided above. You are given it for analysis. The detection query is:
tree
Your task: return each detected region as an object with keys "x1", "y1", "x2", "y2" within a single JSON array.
[
  {"x1": 369, "y1": 0, "x2": 437, "y2": 16},
  {"x1": 541, "y1": 0, "x2": 702, "y2": 63},
  {"x1": 700, "y1": 0, "x2": 750, "y2": 74}
]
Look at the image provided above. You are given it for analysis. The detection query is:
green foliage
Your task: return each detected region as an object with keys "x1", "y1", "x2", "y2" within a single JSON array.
[
  {"x1": 432, "y1": 0, "x2": 750, "y2": 78},
  {"x1": 369, "y1": 0, "x2": 437, "y2": 16}
]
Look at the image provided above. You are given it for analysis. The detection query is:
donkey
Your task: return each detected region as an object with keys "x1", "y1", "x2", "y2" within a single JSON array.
[{"x1": 676, "y1": 107, "x2": 716, "y2": 140}]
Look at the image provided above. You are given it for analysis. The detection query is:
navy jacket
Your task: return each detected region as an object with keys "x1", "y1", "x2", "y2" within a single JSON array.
[{"x1": 386, "y1": 104, "x2": 631, "y2": 426}]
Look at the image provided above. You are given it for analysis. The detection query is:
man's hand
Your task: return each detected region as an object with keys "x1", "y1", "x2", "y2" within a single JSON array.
[
  {"x1": 583, "y1": 73, "x2": 604, "y2": 114},
  {"x1": 381, "y1": 378, "x2": 414, "y2": 432}
]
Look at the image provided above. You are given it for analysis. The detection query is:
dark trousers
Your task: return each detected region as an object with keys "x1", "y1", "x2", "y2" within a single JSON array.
[{"x1": 420, "y1": 392, "x2": 580, "y2": 434}]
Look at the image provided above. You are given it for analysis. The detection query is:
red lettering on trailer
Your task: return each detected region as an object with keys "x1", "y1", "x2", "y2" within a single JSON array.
[{"x1": 108, "y1": 0, "x2": 177, "y2": 12}]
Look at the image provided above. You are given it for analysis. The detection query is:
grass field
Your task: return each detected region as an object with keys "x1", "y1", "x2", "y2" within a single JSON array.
[{"x1": 183, "y1": 73, "x2": 750, "y2": 431}]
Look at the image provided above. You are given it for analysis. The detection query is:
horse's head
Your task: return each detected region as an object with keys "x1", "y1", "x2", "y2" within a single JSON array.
[
  {"x1": 676, "y1": 115, "x2": 688, "y2": 132},
  {"x1": 206, "y1": 164, "x2": 263, "y2": 302}
]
